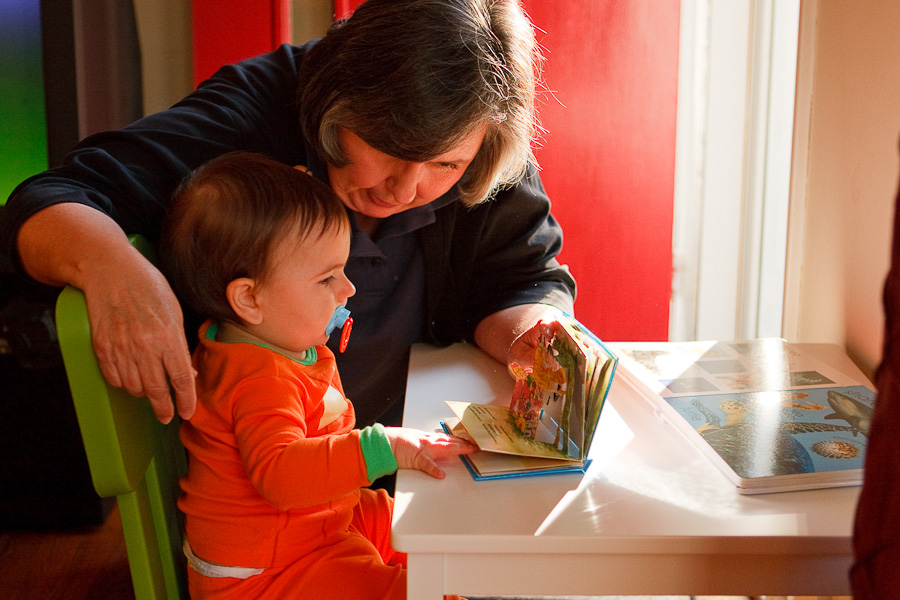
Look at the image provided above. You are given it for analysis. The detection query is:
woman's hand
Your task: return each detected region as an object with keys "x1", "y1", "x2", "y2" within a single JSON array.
[
  {"x1": 506, "y1": 318, "x2": 560, "y2": 371},
  {"x1": 384, "y1": 427, "x2": 476, "y2": 479},
  {"x1": 474, "y1": 304, "x2": 566, "y2": 368},
  {"x1": 83, "y1": 251, "x2": 197, "y2": 424},
  {"x1": 17, "y1": 204, "x2": 197, "y2": 424}
]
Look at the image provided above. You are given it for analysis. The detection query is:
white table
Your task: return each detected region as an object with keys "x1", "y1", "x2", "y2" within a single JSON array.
[{"x1": 391, "y1": 342, "x2": 863, "y2": 599}]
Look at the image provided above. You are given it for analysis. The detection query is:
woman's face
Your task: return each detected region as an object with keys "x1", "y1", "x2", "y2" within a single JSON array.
[{"x1": 327, "y1": 126, "x2": 486, "y2": 219}]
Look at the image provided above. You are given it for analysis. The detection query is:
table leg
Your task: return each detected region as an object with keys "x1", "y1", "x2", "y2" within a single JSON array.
[{"x1": 407, "y1": 553, "x2": 444, "y2": 600}]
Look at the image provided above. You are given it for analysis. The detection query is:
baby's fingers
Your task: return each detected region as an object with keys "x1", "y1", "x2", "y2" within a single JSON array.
[
  {"x1": 415, "y1": 454, "x2": 445, "y2": 479},
  {"x1": 428, "y1": 433, "x2": 477, "y2": 456}
]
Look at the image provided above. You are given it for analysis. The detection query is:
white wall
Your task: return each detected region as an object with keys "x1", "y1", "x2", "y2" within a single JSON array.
[{"x1": 785, "y1": 0, "x2": 900, "y2": 380}]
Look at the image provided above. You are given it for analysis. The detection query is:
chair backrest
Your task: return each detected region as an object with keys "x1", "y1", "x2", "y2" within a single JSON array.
[{"x1": 55, "y1": 234, "x2": 188, "y2": 600}]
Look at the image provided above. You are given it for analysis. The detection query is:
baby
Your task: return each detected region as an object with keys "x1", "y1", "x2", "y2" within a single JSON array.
[{"x1": 161, "y1": 152, "x2": 474, "y2": 599}]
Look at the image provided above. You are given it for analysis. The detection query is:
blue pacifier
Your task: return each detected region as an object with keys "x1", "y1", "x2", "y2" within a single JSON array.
[
  {"x1": 325, "y1": 306, "x2": 350, "y2": 335},
  {"x1": 325, "y1": 305, "x2": 353, "y2": 353}
]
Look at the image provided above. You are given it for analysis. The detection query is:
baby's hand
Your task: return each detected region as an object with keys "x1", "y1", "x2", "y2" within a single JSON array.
[{"x1": 384, "y1": 427, "x2": 476, "y2": 479}]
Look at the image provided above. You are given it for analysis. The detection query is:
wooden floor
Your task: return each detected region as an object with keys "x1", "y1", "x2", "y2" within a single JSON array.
[{"x1": 0, "y1": 504, "x2": 133, "y2": 600}]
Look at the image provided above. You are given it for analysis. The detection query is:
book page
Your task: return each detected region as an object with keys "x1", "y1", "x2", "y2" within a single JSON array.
[
  {"x1": 444, "y1": 418, "x2": 582, "y2": 478},
  {"x1": 610, "y1": 339, "x2": 875, "y2": 491},
  {"x1": 663, "y1": 385, "x2": 874, "y2": 479},
  {"x1": 547, "y1": 323, "x2": 589, "y2": 460},
  {"x1": 613, "y1": 339, "x2": 865, "y2": 398},
  {"x1": 446, "y1": 401, "x2": 574, "y2": 460},
  {"x1": 442, "y1": 314, "x2": 618, "y2": 479}
]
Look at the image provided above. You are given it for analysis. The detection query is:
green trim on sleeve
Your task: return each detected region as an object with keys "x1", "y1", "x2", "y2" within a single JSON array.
[{"x1": 359, "y1": 423, "x2": 398, "y2": 482}]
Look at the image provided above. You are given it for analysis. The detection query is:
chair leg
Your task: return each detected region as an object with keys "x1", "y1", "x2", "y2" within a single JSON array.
[
  {"x1": 118, "y1": 484, "x2": 166, "y2": 600},
  {"x1": 146, "y1": 428, "x2": 189, "y2": 599}
]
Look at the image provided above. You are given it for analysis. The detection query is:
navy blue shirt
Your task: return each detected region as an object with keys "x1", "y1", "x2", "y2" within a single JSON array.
[
  {"x1": 1, "y1": 42, "x2": 576, "y2": 428},
  {"x1": 326, "y1": 195, "x2": 454, "y2": 426}
]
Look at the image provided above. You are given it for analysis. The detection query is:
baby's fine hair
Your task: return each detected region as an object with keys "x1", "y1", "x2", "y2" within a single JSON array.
[{"x1": 161, "y1": 152, "x2": 349, "y2": 323}]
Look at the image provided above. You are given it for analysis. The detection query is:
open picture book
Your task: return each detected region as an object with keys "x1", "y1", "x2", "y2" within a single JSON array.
[
  {"x1": 442, "y1": 315, "x2": 618, "y2": 480},
  {"x1": 608, "y1": 338, "x2": 875, "y2": 494}
]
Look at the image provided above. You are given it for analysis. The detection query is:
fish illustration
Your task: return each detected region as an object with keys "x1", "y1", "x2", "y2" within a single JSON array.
[
  {"x1": 780, "y1": 422, "x2": 863, "y2": 435},
  {"x1": 824, "y1": 390, "x2": 873, "y2": 437},
  {"x1": 700, "y1": 423, "x2": 814, "y2": 478},
  {"x1": 701, "y1": 421, "x2": 862, "y2": 478},
  {"x1": 784, "y1": 399, "x2": 826, "y2": 411},
  {"x1": 692, "y1": 396, "x2": 864, "y2": 478}
]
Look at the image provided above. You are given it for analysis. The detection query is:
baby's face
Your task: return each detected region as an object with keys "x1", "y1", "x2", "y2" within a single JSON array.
[{"x1": 252, "y1": 223, "x2": 355, "y2": 354}]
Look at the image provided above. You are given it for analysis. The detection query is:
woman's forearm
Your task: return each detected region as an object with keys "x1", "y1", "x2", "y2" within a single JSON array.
[
  {"x1": 17, "y1": 202, "x2": 197, "y2": 423},
  {"x1": 16, "y1": 203, "x2": 137, "y2": 288}
]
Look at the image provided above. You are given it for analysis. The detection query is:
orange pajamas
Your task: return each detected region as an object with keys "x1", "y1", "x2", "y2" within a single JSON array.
[
  {"x1": 187, "y1": 488, "x2": 406, "y2": 600},
  {"x1": 179, "y1": 321, "x2": 406, "y2": 599}
]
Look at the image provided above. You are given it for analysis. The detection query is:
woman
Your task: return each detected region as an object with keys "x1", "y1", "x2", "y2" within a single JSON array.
[{"x1": 0, "y1": 0, "x2": 575, "y2": 428}]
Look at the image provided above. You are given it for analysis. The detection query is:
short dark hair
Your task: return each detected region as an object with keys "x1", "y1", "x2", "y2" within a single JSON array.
[
  {"x1": 161, "y1": 152, "x2": 349, "y2": 323},
  {"x1": 299, "y1": 0, "x2": 540, "y2": 206}
]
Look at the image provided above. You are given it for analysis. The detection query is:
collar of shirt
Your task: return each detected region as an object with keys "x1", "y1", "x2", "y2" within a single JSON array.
[{"x1": 345, "y1": 194, "x2": 451, "y2": 258}]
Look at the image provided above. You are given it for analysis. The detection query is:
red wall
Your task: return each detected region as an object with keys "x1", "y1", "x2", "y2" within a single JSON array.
[
  {"x1": 333, "y1": 0, "x2": 357, "y2": 19},
  {"x1": 191, "y1": 0, "x2": 291, "y2": 86},
  {"x1": 522, "y1": 1, "x2": 679, "y2": 341}
]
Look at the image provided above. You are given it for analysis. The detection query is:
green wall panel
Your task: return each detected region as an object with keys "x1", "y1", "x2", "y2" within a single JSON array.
[{"x1": 1, "y1": 1, "x2": 48, "y2": 205}]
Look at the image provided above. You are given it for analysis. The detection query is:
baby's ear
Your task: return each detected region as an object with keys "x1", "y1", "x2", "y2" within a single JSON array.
[
  {"x1": 226, "y1": 278, "x2": 263, "y2": 325},
  {"x1": 293, "y1": 165, "x2": 312, "y2": 176}
]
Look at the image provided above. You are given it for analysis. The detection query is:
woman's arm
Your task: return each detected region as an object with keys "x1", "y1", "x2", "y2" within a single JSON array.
[
  {"x1": 425, "y1": 165, "x2": 576, "y2": 350},
  {"x1": 19, "y1": 203, "x2": 196, "y2": 422},
  {"x1": 3, "y1": 46, "x2": 313, "y2": 423}
]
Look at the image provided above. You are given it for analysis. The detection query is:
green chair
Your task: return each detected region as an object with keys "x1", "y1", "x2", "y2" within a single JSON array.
[{"x1": 55, "y1": 234, "x2": 189, "y2": 600}]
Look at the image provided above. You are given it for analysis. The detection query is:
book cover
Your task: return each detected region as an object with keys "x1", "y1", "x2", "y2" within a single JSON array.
[
  {"x1": 610, "y1": 338, "x2": 875, "y2": 494},
  {"x1": 443, "y1": 314, "x2": 618, "y2": 480}
]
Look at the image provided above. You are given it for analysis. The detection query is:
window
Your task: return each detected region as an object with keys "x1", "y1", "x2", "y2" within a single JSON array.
[{"x1": 670, "y1": 0, "x2": 800, "y2": 341}]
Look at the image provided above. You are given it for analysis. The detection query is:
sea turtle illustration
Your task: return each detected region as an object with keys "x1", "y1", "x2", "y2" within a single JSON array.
[{"x1": 692, "y1": 398, "x2": 865, "y2": 478}]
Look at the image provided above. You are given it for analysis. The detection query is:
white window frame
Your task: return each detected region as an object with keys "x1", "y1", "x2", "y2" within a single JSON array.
[{"x1": 670, "y1": 0, "x2": 800, "y2": 342}]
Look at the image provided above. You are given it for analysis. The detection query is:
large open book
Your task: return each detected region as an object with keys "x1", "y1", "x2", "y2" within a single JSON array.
[
  {"x1": 609, "y1": 339, "x2": 875, "y2": 494},
  {"x1": 442, "y1": 315, "x2": 618, "y2": 480}
]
